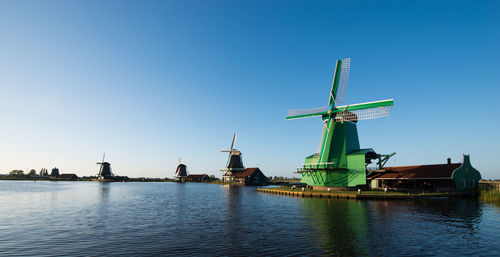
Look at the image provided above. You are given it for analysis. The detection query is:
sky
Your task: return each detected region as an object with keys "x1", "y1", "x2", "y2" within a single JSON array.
[{"x1": 0, "y1": 0, "x2": 499, "y2": 179}]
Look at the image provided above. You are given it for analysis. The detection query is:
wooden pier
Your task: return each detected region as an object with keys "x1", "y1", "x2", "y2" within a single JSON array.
[{"x1": 257, "y1": 187, "x2": 468, "y2": 200}]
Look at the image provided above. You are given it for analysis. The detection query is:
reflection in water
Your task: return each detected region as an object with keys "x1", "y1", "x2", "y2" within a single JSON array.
[
  {"x1": 99, "y1": 182, "x2": 111, "y2": 200},
  {"x1": 301, "y1": 198, "x2": 484, "y2": 256},
  {"x1": 173, "y1": 182, "x2": 187, "y2": 222},
  {"x1": 1, "y1": 181, "x2": 499, "y2": 256},
  {"x1": 95, "y1": 183, "x2": 111, "y2": 240},
  {"x1": 490, "y1": 201, "x2": 500, "y2": 212},
  {"x1": 223, "y1": 185, "x2": 243, "y2": 256},
  {"x1": 301, "y1": 199, "x2": 370, "y2": 256}
]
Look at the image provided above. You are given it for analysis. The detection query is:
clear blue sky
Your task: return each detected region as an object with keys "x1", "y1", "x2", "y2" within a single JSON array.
[{"x1": 0, "y1": 0, "x2": 498, "y2": 178}]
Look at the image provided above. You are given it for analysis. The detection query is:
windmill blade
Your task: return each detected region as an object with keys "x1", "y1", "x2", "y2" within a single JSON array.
[
  {"x1": 334, "y1": 99, "x2": 394, "y2": 122},
  {"x1": 328, "y1": 58, "x2": 350, "y2": 107},
  {"x1": 286, "y1": 106, "x2": 329, "y2": 120},
  {"x1": 230, "y1": 133, "x2": 236, "y2": 151},
  {"x1": 336, "y1": 106, "x2": 392, "y2": 122},
  {"x1": 334, "y1": 99, "x2": 394, "y2": 113},
  {"x1": 334, "y1": 58, "x2": 350, "y2": 106},
  {"x1": 102, "y1": 153, "x2": 105, "y2": 163}
]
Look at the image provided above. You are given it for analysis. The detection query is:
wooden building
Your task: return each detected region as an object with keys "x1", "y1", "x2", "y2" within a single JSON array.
[
  {"x1": 184, "y1": 174, "x2": 210, "y2": 182},
  {"x1": 231, "y1": 167, "x2": 269, "y2": 186},
  {"x1": 174, "y1": 160, "x2": 188, "y2": 182},
  {"x1": 367, "y1": 155, "x2": 481, "y2": 192},
  {"x1": 59, "y1": 173, "x2": 78, "y2": 180}
]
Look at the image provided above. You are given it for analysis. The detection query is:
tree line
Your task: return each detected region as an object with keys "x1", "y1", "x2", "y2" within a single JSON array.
[{"x1": 8, "y1": 168, "x2": 49, "y2": 177}]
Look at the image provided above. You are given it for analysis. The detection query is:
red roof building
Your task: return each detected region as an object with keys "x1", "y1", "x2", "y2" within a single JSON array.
[{"x1": 230, "y1": 167, "x2": 269, "y2": 186}]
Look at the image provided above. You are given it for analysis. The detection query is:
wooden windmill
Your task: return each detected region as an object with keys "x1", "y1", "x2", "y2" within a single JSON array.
[
  {"x1": 97, "y1": 153, "x2": 113, "y2": 178},
  {"x1": 94, "y1": 153, "x2": 128, "y2": 182},
  {"x1": 221, "y1": 133, "x2": 245, "y2": 182},
  {"x1": 175, "y1": 158, "x2": 188, "y2": 182},
  {"x1": 286, "y1": 58, "x2": 394, "y2": 188}
]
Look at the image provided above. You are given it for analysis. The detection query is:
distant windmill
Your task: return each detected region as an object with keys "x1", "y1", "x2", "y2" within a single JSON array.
[
  {"x1": 175, "y1": 158, "x2": 188, "y2": 181},
  {"x1": 286, "y1": 58, "x2": 394, "y2": 188},
  {"x1": 97, "y1": 153, "x2": 113, "y2": 178},
  {"x1": 221, "y1": 133, "x2": 245, "y2": 182}
]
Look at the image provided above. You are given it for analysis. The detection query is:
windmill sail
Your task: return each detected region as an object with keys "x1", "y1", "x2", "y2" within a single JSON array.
[
  {"x1": 334, "y1": 99, "x2": 394, "y2": 112},
  {"x1": 336, "y1": 105, "x2": 393, "y2": 122},
  {"x1": 286, "y1": 106, "x2": 329, "y2": 119},
  {"x1": 333, "y1": 58, "x2": 350, "y2": 106},
  {"x1": 334, "y1": 99, "x2": 394, "y2": 122},
  {"x1": 230, "y1": 133, "x2": 236, "y2": 151}
]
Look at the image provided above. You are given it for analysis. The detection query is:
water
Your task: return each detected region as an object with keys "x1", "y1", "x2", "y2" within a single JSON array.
[{"x1": 0, "y1": 181, "x2": 499, "y2": 256}]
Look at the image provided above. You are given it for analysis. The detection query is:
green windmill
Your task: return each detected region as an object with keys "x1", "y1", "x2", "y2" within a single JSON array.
[{"x1": 286, "y1": 58, "x2": 394, "y2": 189}]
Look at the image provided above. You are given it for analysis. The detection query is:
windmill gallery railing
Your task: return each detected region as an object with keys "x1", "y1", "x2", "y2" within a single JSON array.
[
  {"x1": 295, "y1": 162, "x2": 338, "y2": 173},
  {"x1": 220, "y1": 167, "x2": 246, "y2": 172}
]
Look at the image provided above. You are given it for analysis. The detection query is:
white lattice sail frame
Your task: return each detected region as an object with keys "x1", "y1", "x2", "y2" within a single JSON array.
[
  {"x1": 287, "y1": 106, "x2": 329, "y2": 118},
  {"x1": 337, "y1": 105, "x2": 392, "y2": 122},
  {"x1": 334, "y1": 58, "x2": 350, "y2": 106}
]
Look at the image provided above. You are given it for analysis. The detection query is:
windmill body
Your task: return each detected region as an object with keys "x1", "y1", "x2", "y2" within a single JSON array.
[
  {"x1": 95, "y1": 154, "x2": 128, "y2": 182},
  {"x1": 221, "y1": 133, "x2": 246, "y2": 183},
  {"x1": 287, "y1": 58, "x2": 394, "y2": 189},
  {"x1": 174, "y1": 159, "x2": 188, "y2": 182},
  {"x1": 98, "y1": 162, "x2": 113, "y2": 177}
]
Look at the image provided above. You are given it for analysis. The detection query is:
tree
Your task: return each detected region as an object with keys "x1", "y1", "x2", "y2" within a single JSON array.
[
  {"x1": 9, "y1": 170, "x2": 24, "y2": 177},
  {"x1": 28, "y1": 169, "x2": 37, "y2": 176}
]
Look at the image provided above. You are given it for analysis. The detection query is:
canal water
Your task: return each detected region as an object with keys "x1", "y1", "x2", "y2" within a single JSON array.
[{"x1": 0, "y1": 181, "x2": 499, "y2": 256}]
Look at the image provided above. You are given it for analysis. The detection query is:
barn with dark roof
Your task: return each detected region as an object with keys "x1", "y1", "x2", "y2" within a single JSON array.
[
  {"x1": 232, "y1": 167, "x2": 269, "y2": 186},
  {"x1": 367, "y1": 155, "x2": 481, "y2": 192},
  {"x1": 184, "y1": 174, "x2": 210, "y2": 182},
  {"x1": 59, "y1": 173, "x2": 78, "y2": 180},
  {"x1": 220, "y1": 134, "x2": 269, "y2": 185}
]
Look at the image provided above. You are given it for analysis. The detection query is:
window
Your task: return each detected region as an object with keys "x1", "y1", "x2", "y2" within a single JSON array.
[
  {"x1": 470, "y1": 180, "x2": 474, "y2": 188},
  {"x1": 461, "y1": 179, "x2": 465, "y2": 188}
]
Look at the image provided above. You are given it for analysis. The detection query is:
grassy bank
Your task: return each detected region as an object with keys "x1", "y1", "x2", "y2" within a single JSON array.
[
  {"x1": 479, "y1": 181, "x2": 500, "y2": 202},
  {"x1": 480, "y1": 190, "x2": 500, "y2": 201},
  {"x1": 479, "y1": 181, "x2": 500, "y2": 201}
]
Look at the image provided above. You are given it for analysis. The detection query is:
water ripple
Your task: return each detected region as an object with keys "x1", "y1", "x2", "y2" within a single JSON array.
[{"x1": 0, "y1": 181, "x2": 499, "y2": 256}]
